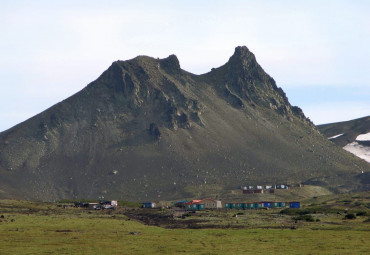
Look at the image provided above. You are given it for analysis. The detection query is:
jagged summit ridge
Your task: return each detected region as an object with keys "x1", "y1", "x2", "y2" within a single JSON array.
[
  {"x1": 90, "y1": 52, "x2": 202, "y2": 131},
  {"x1": 96, "y1": 46, "x2": 307, "y2": 124}
]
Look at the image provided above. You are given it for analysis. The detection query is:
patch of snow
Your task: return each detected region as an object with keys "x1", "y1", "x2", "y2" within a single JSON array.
[
  {"x1": 343, "y1": 142, "x2": 370, "y2": 163},
  {"x1": 328, "y1": 133, "x2": 344, "y2": 139},
  {"x1": 356, "y1": 132, "x2": 370, "y2": 141}
]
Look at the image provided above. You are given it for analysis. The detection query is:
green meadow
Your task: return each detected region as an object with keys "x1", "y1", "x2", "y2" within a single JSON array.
[{"x1": 0, "y1": 199, "x2": 369, "y2": 255}]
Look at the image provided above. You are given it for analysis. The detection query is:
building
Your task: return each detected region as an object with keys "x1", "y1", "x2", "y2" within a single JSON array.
[
  {"x1": 276, "y1": 184, "x2": 289, "y2": 189},
  {"x1": 100, "y1": 200, "x2": 118, "y2": 209},
  {"x1": 254, "y1": 202, "x2": 263, "y2": 209},
  {"x1": 225, "y1": 201, "x2": 291, "y2": 209},
  {"x1": 88, "y1": 203, "x2": 99, "y2": 209},
  {"x1": 289, "y1": 201, "x2": 300, "y2": 208},
  {"x1": 201, "y1": 198, "x2": 222, "y2": 209},
  {"x1": 225, "y1": 202, "x2": 239, "y2": 209},
  {"x1": 158, "y1": 201, "x2": 174, "y2": 208},
  {"x1": 243, "y1": 189, "x2": 264, "y2": 194},
  {"x1": 142, "y1": 202, "x2": 156, "y2": 208},
  {"x1": 263, "y1": 201, "x2": 272, "y2": 208},
  {"x1": 74, "y1": 202, "x2": 89, "y2": 208},
  {"x1": 186, "y1": 198, "x2": 222, "y2": 210},
  {"x1": 273, "y1": 202, "x2": 288, "y2": 208},
  {"x1": 237, "y1": 203, "x2": 245, "y2": 209},
  {"x1": 185, "y1": 200, "x2": 204, "y2": 211},
  {"x1": 229, "y1": 202, "x2": 237, "y2": 209},
  {"x1": 175, "y1": 200, "x2": 188, "y2": 208},
  {"x1": 279, "y1": 202, "x2": 286, "y2": 208},
  {"x1": 186, "y1": 202, "x2": 204, "y2": 211}
]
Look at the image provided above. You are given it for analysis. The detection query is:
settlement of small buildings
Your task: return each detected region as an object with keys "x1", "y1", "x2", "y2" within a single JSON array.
[{"x1": 142, "y1": 199, "x2": 300, "y2": 210}]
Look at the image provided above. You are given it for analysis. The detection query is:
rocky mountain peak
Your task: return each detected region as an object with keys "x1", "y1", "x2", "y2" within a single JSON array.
[
  {"x1": 228, "y1": 46, "x2": 257, "y2": 69},
  {"x1": 159, "y1": 54, "x2": 181, "y2": 72}
]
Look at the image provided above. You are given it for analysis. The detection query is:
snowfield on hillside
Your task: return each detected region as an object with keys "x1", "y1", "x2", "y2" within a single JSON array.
[
  {"x1": 343, "y1": 142, "x2": 370, "y2": 163},
  {"x1": 356, "y1": 132, "x2": 370, "y2": 141},
  {"x1": 328, "y1": 133, "x2": 344, "y2": 139}
]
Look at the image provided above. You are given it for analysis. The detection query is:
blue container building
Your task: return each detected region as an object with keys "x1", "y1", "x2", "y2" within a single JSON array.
[{"x1": 289, "y1": 201, "x2": 300, "y2": 208}]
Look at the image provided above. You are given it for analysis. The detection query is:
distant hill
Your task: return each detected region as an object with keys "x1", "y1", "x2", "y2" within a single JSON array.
[
  {"x1": 318, "y1": 116, "x2": 370, "y2": 187},
  {"x1": 318, "y1": 116, "x2": 370, "y2": 186},
  {"x1": 1, "y1": 46, "x2": 369, "y2": 201}
]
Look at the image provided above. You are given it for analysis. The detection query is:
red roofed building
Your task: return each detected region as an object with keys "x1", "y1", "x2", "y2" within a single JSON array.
[{"x1": 185, "y1": 198, "x2": 222, "y2": 210}]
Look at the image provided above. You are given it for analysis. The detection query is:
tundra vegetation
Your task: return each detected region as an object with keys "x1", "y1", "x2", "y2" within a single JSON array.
[{"x1": 0, "y1": 192, "x2": 369, "y2": 254}]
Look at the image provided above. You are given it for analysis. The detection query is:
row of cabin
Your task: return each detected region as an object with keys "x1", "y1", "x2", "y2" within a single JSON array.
[
  {"x1": 243, "y1": 189, "x2": 275, "y2": 194},
  {"x1": 241, "y1": 184, "x2": 289, "y2": 190},
  {"x1": 142, "y1": 200, "x2": 300, "y2": 210},
  {"x1": 225, "y1": 201, "x2": 300, "y2": 209},
  {"x1": 74, "y1": 200, "x2": 118, "y2": 209},
  {"x1": 142, "y1": 199, "x2": 222, "y2": 210},
  {"x1": 142, "y1": 200, "x2": 188, "y2": 209}
]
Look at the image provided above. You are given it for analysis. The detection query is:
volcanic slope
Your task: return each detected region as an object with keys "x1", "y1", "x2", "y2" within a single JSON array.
[{"x1": 0, "y1": 46, "x2": 369, "y2": 201}]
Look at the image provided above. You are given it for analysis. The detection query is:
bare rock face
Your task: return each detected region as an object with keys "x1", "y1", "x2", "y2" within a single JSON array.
[
  {"x1": 0, "y1": 46, "x2": 368, "y2": 201},
  {"x1": 148, "y1": 123, "x2": 161, "y2": 140},
  {"x1": 223, "y1": 46, "x2": 308, "y2": 121}
]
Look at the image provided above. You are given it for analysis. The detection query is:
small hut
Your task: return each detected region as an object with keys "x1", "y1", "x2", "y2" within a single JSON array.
[
  {"x1": 289, "y1": 201, "x2": 300, "y2": 208},
  {"x1": 142, "y1": 202, "x2": 156, "y2": 208}
]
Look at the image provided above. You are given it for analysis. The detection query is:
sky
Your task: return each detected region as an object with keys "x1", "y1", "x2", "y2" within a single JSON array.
[{"x1": 0, "y1": 0, "x2": 369, "y2": 132}]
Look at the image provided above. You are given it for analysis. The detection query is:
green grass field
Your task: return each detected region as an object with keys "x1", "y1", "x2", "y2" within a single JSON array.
[{"x1": 0, "y1": 198, "x2": 369, "y2": 255}]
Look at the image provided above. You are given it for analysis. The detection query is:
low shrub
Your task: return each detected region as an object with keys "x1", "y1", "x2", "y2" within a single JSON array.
[
  {"x1": 339, "y1": 200, "x2": 352, "y2": 203},
  {"x1": 293, "y1": 215, "x2": 315, "y2": 222},
  {"x1": 281, "y1": 207, "x2": 348, "y2": 216},
  {"x1": 356, "y1": 211, "x2": 367, "y2": 216},
  {"x1": 344, "y1": 213, "x2": 356, "y2": 220},
  {"x1": 280, "y1": 209, "x2": 309, "y2": 215},
  {"x1": 353, "y1": 202, "x2": 363, "y2": 207}
]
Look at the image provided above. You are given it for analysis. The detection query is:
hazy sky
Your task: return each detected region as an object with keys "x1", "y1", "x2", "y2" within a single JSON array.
[{"x1": 0, "y1": 0, "x2": 369, "y2": 131}]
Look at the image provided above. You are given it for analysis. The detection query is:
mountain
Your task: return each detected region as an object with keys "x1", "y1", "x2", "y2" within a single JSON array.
[
  {"x1": 318, "y1": 116, "x2": 370, "y2": 163},
  {"x1": 1, "y1": 46, "x2": 369, "y2": 201}
]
